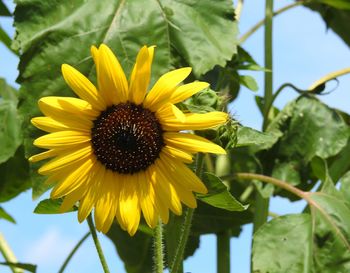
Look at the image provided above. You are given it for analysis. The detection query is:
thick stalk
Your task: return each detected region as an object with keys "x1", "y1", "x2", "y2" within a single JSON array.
[
  {"x1": 87, "y1": 215, "x2": 111, "y2": 273},
  {"x1": 58, "y1": 232, "x2": 90, "y2": 273},
  {"x1": 154, "y1": 219, "x2": 164, "y2": 273},
  {"x1": 0, "y1": 233, "x2": 23, "y2": 273},
  {"x1": 170, "y1": 154, "x2": 204, "y2": 273},
  {"x1": 217, "y1": 230, "x2": 231, "y2": 273}
]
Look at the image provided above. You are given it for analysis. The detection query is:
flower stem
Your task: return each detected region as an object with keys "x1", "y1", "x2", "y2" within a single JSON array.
[
  {"x1": 170, "y1": 208, "x2": 194, "y2": 273},
  {"x1": 87, "y1": 215, "x2": 111, "y2": 273},
  {"x1": 154, "y1": 219, "x2": 164, "y2": 273},
  {"x1": 58, "y1": 232, "x2": 90, "y2": 273},
  {"x1": 170, "y1": 154, "x2": 204, "y2": 273},
  {"x1": 217, "y1": 230, "x2": 231, "y2": 273}
]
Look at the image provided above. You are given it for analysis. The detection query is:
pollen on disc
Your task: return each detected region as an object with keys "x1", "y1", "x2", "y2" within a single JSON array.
[{"x1": 91, "y1": 103, "x2": 164, "y2": 174}]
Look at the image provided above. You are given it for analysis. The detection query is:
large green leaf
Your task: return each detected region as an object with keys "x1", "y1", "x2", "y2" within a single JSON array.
[
  {"x1": 236, "y1": 126, "x2": 278, "y2": 151},
  {"x1": 252, "y1": 214, "x2": 313, "y2": 273},
  {"x1": 0, "y1": 78, "x2": 22, "y2": 164},
  {"x1": 14, "y1": 0, "x2": 238, "y2": 159}
]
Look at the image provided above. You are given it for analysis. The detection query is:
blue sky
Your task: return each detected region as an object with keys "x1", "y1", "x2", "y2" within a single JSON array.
[{"x1": 1, "y1": 0, "x2": 350, "y2": 273}]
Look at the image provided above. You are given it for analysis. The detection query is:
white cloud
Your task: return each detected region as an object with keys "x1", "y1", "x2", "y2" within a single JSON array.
[{"x1": 24, "y1": 227, "x2": 75, "y2": 267}]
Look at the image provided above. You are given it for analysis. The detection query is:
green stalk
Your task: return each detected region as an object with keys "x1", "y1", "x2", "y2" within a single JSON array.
[
  {"x1": 154, "y1": 219, "x2": 164, "y2": 273},
  {"x1": 252, "y1": 0, "x2": 273, "y2": 260},
  {"x1": 217, "y1": 230, "x2": 231, "y2": 273},
  {"x1": 58, "y1": 232, "x2": 90, "y2": 273},
  {"x1": 87, "y1": 215, "x2": 111, "y2": 273},
  {"x1": 170, "y1": 154, "x2": 204, "y2": 273},
  {"x1": 0, "y1": 233, "x2": 23, "y2": 273}
]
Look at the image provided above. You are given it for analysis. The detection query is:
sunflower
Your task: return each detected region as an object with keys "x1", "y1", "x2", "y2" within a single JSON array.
[{"x1": 29, "y1": 44, "x2": 228, "y2": 235}]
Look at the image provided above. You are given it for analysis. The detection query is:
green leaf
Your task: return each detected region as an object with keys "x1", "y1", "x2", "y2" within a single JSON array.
[
  {"x1": 34, "y1": 198, "x2": 75, "y2": 214},
  {"x1": 309, "y1": 190, "x2": 350, "y2": 272},
  {"x1": 0, "y1": 1, "x2": 11, "y2": 16},
  {"x1": 239, "y1": 75, "x2": 258, "y2": 91},
  {"x1": 236, "y1": 126, "x2": 278, "y2": 150},
  {"x1": 0, "y1": 262, "x2": 36, "y2": 273},
  {"x1": 0, "y1": 146, "x2": 31, "y2": 203},
  {"x1": 197, "y1": 172, "x2": 246, "y2": 211},
  {"x1": 106, "y1": 223, "x2": 153, "y2": 273},
  {"x1": 305, "y1": 2, "x2": 350, "y2": 47},
  {"x1": 0, "y1": 206, "x2": 16, "y2": 223},
  {"x1": 253, "y1": 214, "x2": 313, "y2": 273},
  {"x1": 318, "y1": 0, "x2": 350, "y2": 10},
  {"x1": 273, "y1": 96, "x2": 349, "y2": 161},
  {"x1": 0, "y1": 79, "x2": 21, "y2": 164},
  {"x1": 340, "y1": 171, "x2": 350, "y2": 209}
]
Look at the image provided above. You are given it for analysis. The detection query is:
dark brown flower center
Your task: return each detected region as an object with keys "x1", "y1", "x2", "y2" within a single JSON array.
[{"x1": 91, "y1": 103, "x2": 164, "y2": 174}]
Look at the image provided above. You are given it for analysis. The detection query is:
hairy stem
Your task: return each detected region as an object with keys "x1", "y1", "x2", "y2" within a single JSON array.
[
  {"x1": 154, "y1": 219, "x2": 164, "y2": 273},
  {"x1": 87, "y1": 215, "x2": 111, "y2": 273}
]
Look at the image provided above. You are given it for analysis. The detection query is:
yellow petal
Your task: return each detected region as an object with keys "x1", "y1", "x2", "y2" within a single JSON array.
[
  {"x1": 33, "y1": 131, "x2": 90, "y2": 149},
  {"x1": 96, "y1": 44, "x2": 129, "y2": 105},
  {"x1": 143, "y1": 67, "x2": 192, "y2": 111},
  {"x1": 150, "y1": 163, "x2": 182, "y2": 215},
  {"x1": 29, "y1": 149, "x2": 58, "y2": 163},
  {"x1": 38, "y1": 145, "x2": 92, "y2": 175},
  {"x1": 50, "y1": 156, "x2": 95, "y2": 198},
  {"x1": 170, "y1": 104, "x2": 186, "y2": 122},
  {"x1": 38, "y1": 97, "x2": 98, "y2": 118},
  {"x1": 31, "y1": 117, "x2": 90, "y2": 133},
  {"x1": 60, "y1": 187, "x2": 86, "y2": 213},
  {"x1": 158, "y1": 154, "x2": 197, "y2": 208},
  {"x1": 138, "y1": 171, "x2": 159, "y2": 228},
  {"x1": 78, "y1": 163, "x2": 105, "y2": 222},
  {"x1": 116, "y1": 175, "x2": 141, "y2": 235},
  {"x1": 161, "y1": 145, "x2": 193, "y2": 164},
  {"x1": 170, "y1": 81, "x2": 209, "y2": 104},
  {"x1": 161, "y1": 112, "x2": 228, "y2": 131},
  {"x1": 129, "y1": 46, "x2": 154, "y2": 105},
  {"x1": 164, "y1": 132, "x2": 226, "y2": 155},
  {"x1": 61, "y1": 64, "x2": 105, "y2": 110},
  {"x1": 94, "y1": 170, "x2": 119, "y2": 233}
]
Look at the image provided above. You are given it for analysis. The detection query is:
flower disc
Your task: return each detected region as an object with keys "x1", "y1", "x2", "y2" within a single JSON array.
[{"x1": 91, "y1": 102, "x2": 164, "y2": 174}]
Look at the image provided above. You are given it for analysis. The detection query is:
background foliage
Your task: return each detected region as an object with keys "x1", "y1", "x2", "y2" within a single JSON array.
[{"x1": 1, "y1": 0, "x2": 350, "y2": 272}]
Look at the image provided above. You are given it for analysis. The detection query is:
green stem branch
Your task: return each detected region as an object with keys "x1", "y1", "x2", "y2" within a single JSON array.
[
  {"x1": 239, "y1": 1, "x2": 306, "y2": 44},
  {"x1": 87, "y1": 215, "x2": 110, "y2": 273},
  {"x1": 154, "y1": 219, "x2": 164, "y2": 273},
  {"x1": 58, "y1": 232, "x2": 90, "y2": 273}
]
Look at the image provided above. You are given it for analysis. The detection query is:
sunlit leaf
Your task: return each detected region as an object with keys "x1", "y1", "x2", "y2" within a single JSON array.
[
  {"x1": 197, "y1": 172, "x2": 246, "y2": 211},
  {"x1": 34, "y1": 198, "x2": 75, "y2": 214}
]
